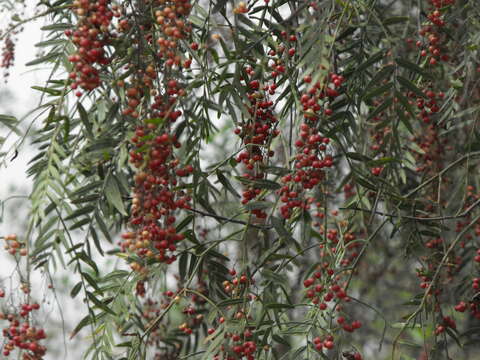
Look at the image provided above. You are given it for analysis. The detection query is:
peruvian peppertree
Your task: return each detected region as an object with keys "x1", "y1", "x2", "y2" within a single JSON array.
[{"x1": 1, "y1": 0, "x2": 480, "y2": 359}]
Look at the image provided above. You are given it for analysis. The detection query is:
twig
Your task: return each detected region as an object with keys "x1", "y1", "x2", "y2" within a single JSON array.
[
  {"x1": 187, "y1": 207, "x2": 272, "y2": 230},
  {"x1": 406, "y1": 151, "x2": 480, "y2": 198},
  {"x1": 341, "y1": 197, "x2": 480, "y2": 221},
  {"x1": 0, "y1": 8, "x2": 58, "y2": 41},
  {"x1": 391, "y1": 212, "x2": 480, "y2": 359}
]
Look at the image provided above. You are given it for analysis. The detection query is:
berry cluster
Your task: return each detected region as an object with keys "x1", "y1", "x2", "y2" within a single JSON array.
[
  {"x1": 414, "y1": 0, "x2": 456, "y2": 67},
  {"x1": 0, "y1": 303, "x2": 47, "y2": 359},
  {"x1": 66, "y1": 0, "x2": 118, "y2": 96},
  {"x1": 119, "y1": 1, "x2": 196, "y2": 270},
  {"x1": 3, "y1": 234, "x2": 27, "y2": 257},
  {"x1": 0, "y1": 0, "x2": 25, "y2": 81},
  {"x1": 209, "y1": 270, "x2": 260, "y2": 360},
  {"x1": 303, "y1": 250, "x2": 363, "y2": 355},
  {"x1": 312, "y1": 334, "x2": 335, "y2": 352},
  {"x1": 324, "y1": 227, "x2": 363, "y2": 267},
  {"x1": 0, "y1": 35, "x2": 15, "y2": 80},
  {"x1": 234, "y1": 31, "x2": 306, "y2": 218},
  {"x1": 154, "y1": 0, "x2": 193, "y2": 67},
  {"x1": 120, "y1": 128, "x2": 192, "y2": 270},
  {"x1": 119, "y1": 75, "x2": 194, "y2": 270},
  {"x1": 235, "y1": 66, "x2": 280, "y2": 218},
  {"x1": 278, "y1": 72, "x2": 342, "y2": 219},
  {"x1": 303, "y1": 268, "x2": 359, "y2": 320},
  {"x1": 454, "y1": 280, "x2": 480, "y2": 320},
  {"x1": 212, "y1": 330, "x2": 257, "y2": 360}
]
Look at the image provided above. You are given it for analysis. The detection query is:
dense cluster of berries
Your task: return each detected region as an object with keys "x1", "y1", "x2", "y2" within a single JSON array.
[
  {"x1": 303, "y1": 267, "x2": 361, "y2": 328},
  {"x1": 0, "y1": 302, "x2": 47, "y2": 359},
  {"x1": 313, "y1": 334, "x2": 335, "y2": 352},
  {"x1": 406, "y1": 1, "x2": 456, "y2": 175},
  {"x1": 66, "y1": 0, "x2": 119, "y2": 96},
  {"x1": 235, "y1": 66, "x2": 280, "y2": 218},
  {"x1": 300, "y1": 72, "x2": 344, "y2": 120},
  {"x1": 212, "y1": 330, "x2": 257, "y2": 360},
  {"x1": 416, "y1": 3, "x2": 454, "y2": 66},
  {"x1": 118, "y1": 1, "x2": 196, "y2": 270},
  {"x1": 278, "y1": 73, "x2": 342, "y2": 219},
  {"x1": 154, "y1": 0, "x2": 193, "y2": 67},
  {"x1": 120, "y1": 127, "x2": 193, "y2": 270},
  {"x1": 234, "y1": 31, "x2": 307, "y2": 218},
  {"x1": 303, "y1": 250, "x2": 364, "y2": 356},
  {"x1": 0, "y1": 35, "x2": 15, "y2": 80}
]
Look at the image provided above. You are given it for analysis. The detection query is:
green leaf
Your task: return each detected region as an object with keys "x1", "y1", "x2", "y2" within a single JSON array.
[
  {"x1": 26, "y1": 52, "x2": 62, "y2": 66},
  {"x1": 363, "y1": 82, "x2": 394, "y2": 101},
  {"x1": 31, "y1": 86, "x2": 62, "y2": 96},
  {"x1": 397, "y1": 76, "x2": 427, "y2": 99},
  {"x1": 35, "y1": 39, "x2": 67, "y2": 48},
  {"x1": 355, "y1": 50, "x2": 385, "y2": 74},
  {"x1": 179, "y1": 252, "x2": 189, "y2": 281},
  {"x1": 263, "y1": 166, "x2": 290, "y2": 176},
  {"x1": 366, "y1": 157, "x2": 399, "y2": 166},
  {"x1": 176, "y1": 215, "x2": 193, "y2": 232},
  {"x1": 271, "y1": 216, "x2": 301, "y2": 252},
  {"x1": 70, "y1": 282, "x2": 82, "y2": 298},
  {"x1": 86, "y1": 291, "x2": 116, "y2": 315},
  {"x1": 41, "y1": 23, "x2": 72, "y2": 31},
  {"x1": 90, "y1": 227, "x2": 104, "y2": 256},
  {"x1": 363, "y1": 65, "x2": 395, "y2": 97},
  {"x1": 0, "y1": 114, "x2": 21, "y2": 135},
  {"x1": 243, "y1": 201, "x2": 274, "y2": 211},
  {"x1": 354, "y1": 176, "x2": 377, "y2": 191},
  {"x1": 383, "y1": 16, "x2": 409, "y2": 25},
  {"x1": 95, "y1": 211, "x2": 112, "y2": 242},
  {"x1": 346, "y1": 152, "x2": 372, "y2": 162},
  {"x1": 445, "y1": 327, "x2": 462, "y2": 347},
  {"x1": 65, "y1": 205, "x2": 95, "y2": 221},
  {"x1": 78, "y1": 103, "x2": 94, "y2": 139},
  {"x1": 217, "y1": 298, "x2": 246, "y2": 307},
  {"x1": 82, "y1": 271, "x2": 102, "y2": 292},
  {"x1": 235, "y1": 176, "x2": 281, "y2": 190},
  {"x1": 144, "y1": 117, "x2": 164, "y2": 126},
  {"x1": 396, "y1": 58, "x2": 433, "y2": 80},
  {"x1": 394, "y1": 92, "x2": 415, "y2": 134},
  {"x1": 104, "y1": 102, "x2": 120, "y2": 125},
  {"x1": 392, "y1": 322, "x2": 421, "y2": 329},
  {"x1": 105, "y1": 174, "x2": 127, "y2": 216},
  {"x1": 272, "y1": 334, "x2": 290, "y2": 347},
  {"x1": 266, "y1": 303, "x2": 294, "y2": 310},
  {"x1": 70, "y1": 314, "x2": 93, "y2": 339},
  {"x1": 69, "y1": 218, "x2": 90, "y2": 230},
  {"x1": 77, "y1": 251, "x2": 99, "y2": 275},
  {"x1": 217, "y1": 170, "x2": 240, "y2": 198}
]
